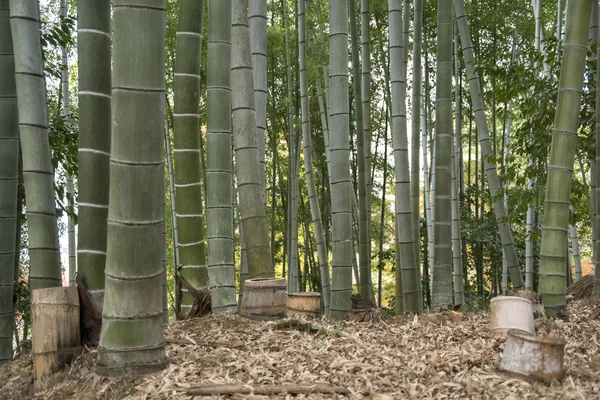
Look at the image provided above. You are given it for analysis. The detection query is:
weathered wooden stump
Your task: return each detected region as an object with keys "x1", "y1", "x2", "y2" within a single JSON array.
[
  {"x1": 32, "y1": 287, "x2": 81, "y2": 381},
  {"x1": 489, "y1": 295, "x2": 535, "y2": 336},
  {"x1": 287, "y1": 292, "x2": 321, "y2": 318},
  {"x1": 499, "y1": 329, "x2": 566, "y2": 383},
  {"x1": 240, "y1": 278, "x2": 286, "y2": 319}
]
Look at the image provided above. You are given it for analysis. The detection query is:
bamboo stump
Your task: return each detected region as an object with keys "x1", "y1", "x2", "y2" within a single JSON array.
[
  {"x1": 287, "y1": 292, "x2": 321, "y2": 318},
  {"x1": 32, "y1": 287, "x2": 81, "y2": 381},
  {"x1": 240, "y1": 278, "x2": 286, "y2": 318},
  {"x1": 499, "y1": 329, "x2": 566, "y2": 383}
]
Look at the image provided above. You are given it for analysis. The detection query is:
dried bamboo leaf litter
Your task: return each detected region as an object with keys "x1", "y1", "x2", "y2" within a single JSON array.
[{"x1": 1, "y1": 300, "x2": 600, "y2": 399}]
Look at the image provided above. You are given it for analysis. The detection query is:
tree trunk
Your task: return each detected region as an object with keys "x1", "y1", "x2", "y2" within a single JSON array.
[
  {"x1": 328, "y1": 0, "x2": 353, "y2": 320},
  {"x1": 248, "y1": 0, "x2": 268, "y2": 204},
  {"x1": 298, "y1": 0, "x2": 331, "y2": 315},
  {"x1": 77, "y1": 0, "x2": 111, "y2": 306},
  {"x1": 454, "y1": 0, "x2": 525, "y2": 289},
  {"x1": 206, "y1": 0, "x2": 237, "y2": 312},
  {"x1": 431, "y1": 0, "x2": 454, "y2": 310},
  {"x1": 9, "y1": 0, "x2": 62, "y2": 290},
  {"x1": 388, "y1": 0, "x2": 420, "y2": 313},
  {"x1": 0, "y1": 0, "x2": 18, "y2": 363},
  {"x1": 349, "y1": 0, "x2": 370, "y2": 300},
  {"x1": 97, "y1": 0, "x2": 168, "y2": 375},
  {"x1": 539, "y1": 0, "x2": 593, "y2": 317},
  {"x1": 452, "y1": 31, "x2": 463, "y2": 307},
  {"x1": 173, "y1": 0, "x2": 208, "y2": 313},
  {"x1": 231, "y1": 0, "x2": 273, "y2": 280}
]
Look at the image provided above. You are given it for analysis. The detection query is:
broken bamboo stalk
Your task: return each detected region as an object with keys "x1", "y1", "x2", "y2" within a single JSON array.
[{"x1": 185, "y1": 383, "x2": 350, "y2": 396}]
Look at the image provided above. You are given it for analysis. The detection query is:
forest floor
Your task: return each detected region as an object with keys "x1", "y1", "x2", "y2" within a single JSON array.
[{"x1": 2, "y1": 298, "x2": 600, "y2": 399}]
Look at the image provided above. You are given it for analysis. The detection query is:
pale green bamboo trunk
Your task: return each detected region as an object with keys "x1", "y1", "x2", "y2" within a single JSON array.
[
  {"x1": 77, "y1": 0, "x2": 111, "y2": 306},
  {"x1": 0, "y1": 0, "x2": 18, "y2": 363},
  {"x1": 389, "y1": 0, "x2": 420, "y2": 313},
  {"x1": 231, "y1": 0, "x2": 273, "y2": 280},
  {"x1": 328, "y1": 0, "x2": 353, "y2": 320},
  {"x1": 9, "y1": 0, "x2": 61, "y2": 290},
  {"x1": 60, "y1": 0, "x2": 75, "y2": 287},
  {"x1": 361, "y1": 0, "x2": 373, "y2": 282},
  {"x1": 349, "y1": 0, "x2": 370, "y2": 300},
  {"x1": 248, "y1": 0, "x2": 268, "y2": 204},
  {"x1": 282, "y1": 0, "x2": 299, "y2": 293},
  {"x1": 298, "y1": 0, "x2": 330, "y2": 314},
  {"x1": 411, "y1": 0, "x2": 423, "y2": 282},
  {"x1": 539, "y1": 0, "x2": 593, "y2": 318},
  {"x1": 173, "y1": 0, "x2": 208, "y2": 313},
  {"x1": 454, "y1": 0, "x2": 525, "y2": 289},
  {"x1": 595, "y1": 2, "x2": 600, "y2": 294},
  {"x1": 97, "y1": 0, "x2": 167, "y2": 375},
  {"x1": 431, "y1": 0, "x2": 453, "y2": 310},
  {"x1": 452, "y1": 32, "x2": 463, "y2": 306},
  {"x1": 206, "y1": 0, "x2": 237, "y2": 312}
]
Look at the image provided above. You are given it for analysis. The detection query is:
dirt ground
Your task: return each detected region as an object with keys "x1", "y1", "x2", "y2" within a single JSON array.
[{"x1": 1, "y1": 299, "x2": 600, "y2": 399}]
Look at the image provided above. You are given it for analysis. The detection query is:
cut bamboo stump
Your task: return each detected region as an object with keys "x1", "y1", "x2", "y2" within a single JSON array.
[
  {"x1": 489, "y1": 296, "x2": 535, "y2": 336},
  {"x1": 32, "y1": 287, "x2": 81, "y2": 381},
  {"x1": 499, "y1": 329, "x2": 566, "y2": 383},
  {"x1": 507, "y1": 289, "x2": 545, "y2": 318},
  {"x1": 287, "y1": 292, "x2": 321, "y2": 318},
  {"x1": 240, "y1": 278, "x2": 286, "y2": 319}
]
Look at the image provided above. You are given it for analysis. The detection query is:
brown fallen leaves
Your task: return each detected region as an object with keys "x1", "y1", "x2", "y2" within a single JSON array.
[{"x1": 1, "y1": 300, "x2": 600, "y2": 399}]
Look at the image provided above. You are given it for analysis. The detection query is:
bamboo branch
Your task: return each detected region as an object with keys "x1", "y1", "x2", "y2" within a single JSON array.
[{"x1": 185, "y1": 383, "x2": 350, "y2": 396}]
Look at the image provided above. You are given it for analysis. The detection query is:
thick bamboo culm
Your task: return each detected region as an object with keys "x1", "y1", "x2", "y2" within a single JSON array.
[
  {"x1": 240, "y1": 278, "x2": 286, "y2": 318},
  {"x1": 32, "y1": 287, "x2": 81, "y2": 380}
]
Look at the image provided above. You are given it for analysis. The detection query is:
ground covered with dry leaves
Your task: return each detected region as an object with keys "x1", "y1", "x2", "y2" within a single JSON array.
[{"x1": 2, "y1": 299, "x2": 600, "y2": 399}]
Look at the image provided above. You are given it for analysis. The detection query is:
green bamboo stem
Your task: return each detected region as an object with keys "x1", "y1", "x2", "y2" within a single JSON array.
[
  {"x1": 77, "y1": 0, "x2": 111, "y2": 305},
  {"x1": 389, "y1": 0, "x2": 420, "y2": 313},
  {"x1": 231, "y1": 0, "x2": 273, "y2": 280},
  {"x1": 173, "y1": 0, "x2": 208, "y2": 313},
  {"x1": 97, "y1": 0, "x2": 168, "y2": 375},
  {"x1": 9, "y1": 0, "x2": 61, "y2": 290},
  {"x1": 349, "y1": 0, "x2": 370, "y2": 300},
  {"x1": 328, "y1": 0, "x2": 353, "y2": 320},
  {"x1": 539, "y1": 0, "x2": 593, "y2": 317},
  {"x1": 299, "y1": 0, "x2": 330, "y2": 314},
  {"x1": 248, "y1": 0, "x2": 268, "y2": 204},
  {"x1": 206, "y1": 0, "x2": 237, "y2": 312},
  {"x1": 0, "y1": 0, "x2": 18, "y2": 363},
  {"x1": 454, "y1": 0, "x2": 525, "y2": 289}
]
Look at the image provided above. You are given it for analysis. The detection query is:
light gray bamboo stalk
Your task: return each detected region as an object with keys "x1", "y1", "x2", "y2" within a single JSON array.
[
  {"x1": 569, "y1": 222, "x2": 582, "y2": 281},
  {"x1": 173, "y1": 0, "x2": 208, "y2": 312},
  {"x1": 164, "y1": 120, "x2": 180, "y2": 289},
  {"x1": 77, "y1": 0, "x2": 111, "y2": 305},
  {"x1": 455, "y1": 0, "x2": 525, "y2": 289},
  {"x1": 452, "y1": 28, "x2": 463, "y2": 306},
  {"x1": 0, "y1": 0, "x2": 18, "y2": 363},
  {"x1": 97, "y1": 0, "x2": 167, "y2": 375},
  {"x1": 231, "y1": 0, "x2": 273, "y2": 281},
  {"x1": 206, "y1": 0, "x2": 237, "y2": 312},
  {"x1": 592, "y1": 0, "x2": 599, "y2": 283},
  {"x1": 431, "y1": 0, "x2": 454, "y2": 309},
  {"x1": 328, "y1": 0, "x2": 353, "y2": 320},
  {"x1": 283, "y1": 0, "x2": 299, "y2": 293},
  {"x1": 539, "y1": 0, "x2": 593, "y2": 316},
  {"x1": 60, "y1": 0, "x2": 75, "y2": 287},
  {"x1": 9, "y1": 0, "x2": 61, "y2": 290},
  {"x1": 298, "y1": 0, "x2": 330, "y2": 313},
  {"x1": 422, "y1": 102, "x2": 434, "y2": 287},
  {"x1": 361, "y1": 0, "x2": 373, "y2": 270},
  {"x1": 532, "y1": 0, "x2": 551, "y2": 75},
  {"x1": 349, "y1": 0, "x2": 370, "y2": 299},
  {"x1": 248, "y1": 0, "x2": 268, "y2": 201},
  {"x1": 503, "y1": 29, "x2": 518, "y2": 293},
  {"x1": 411, "y1": 0, "x2": 423, "y2": 274},
  {"x1": 389, "y1": 0, "x2": 420, "y2": 313},
  {"x1": 557, "y1": 0, "x2": 563, "y2": 41}
]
